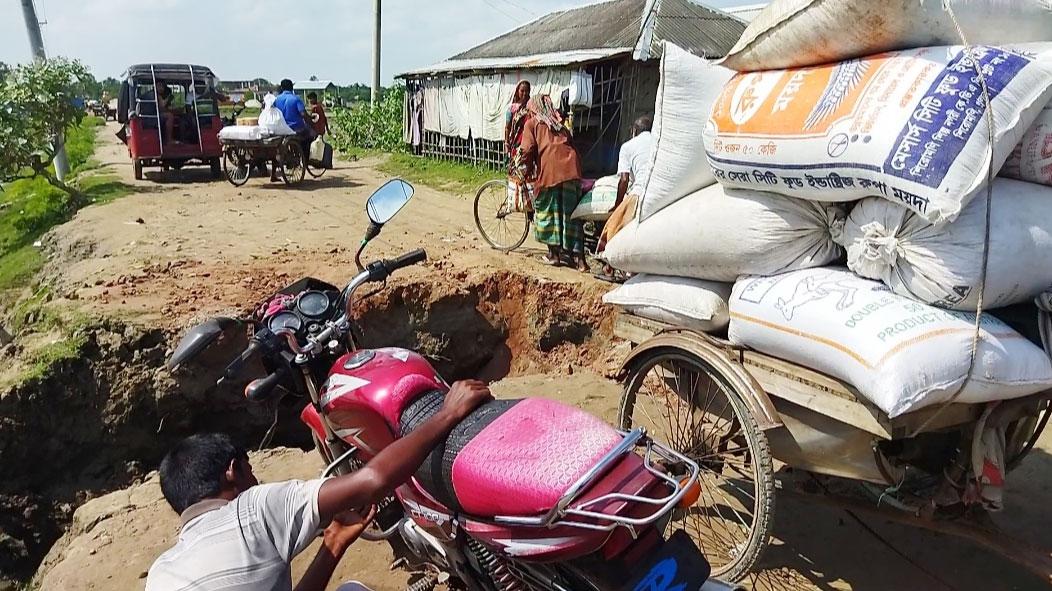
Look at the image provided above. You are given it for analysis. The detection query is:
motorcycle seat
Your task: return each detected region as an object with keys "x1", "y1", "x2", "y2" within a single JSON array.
[{"x1": 399, "y1": 391, "x2": 623, "y2": 517}]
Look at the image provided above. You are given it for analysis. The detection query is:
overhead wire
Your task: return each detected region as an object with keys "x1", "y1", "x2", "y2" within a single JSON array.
[{"x1": 479, "y1": 0, "x2": 522, "y2": 23}]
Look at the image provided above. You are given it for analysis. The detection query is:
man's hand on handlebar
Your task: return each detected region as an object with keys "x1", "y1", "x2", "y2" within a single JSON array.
[{"x1": 440, "y1": 380, "x2": 493, "y2": 422}]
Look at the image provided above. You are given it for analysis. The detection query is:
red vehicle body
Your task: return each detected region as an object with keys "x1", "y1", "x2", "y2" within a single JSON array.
[{"x1": 117, "y1": 64, "x2": 224, "y2": 180}]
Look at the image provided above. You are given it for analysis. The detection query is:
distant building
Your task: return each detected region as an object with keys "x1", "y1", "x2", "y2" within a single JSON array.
[
  {"x1": 725, "y1": 2, "x2": 767, "y2": 23},
  {"x1": 397, "y1": 0, "x2": 745, "y2": 173},
  {"x1": 294, "y1": 80, "x2": 339, "y2": 102},
  {"x1": 218, "y1": 78, "x2": 270, "y2": 103}
]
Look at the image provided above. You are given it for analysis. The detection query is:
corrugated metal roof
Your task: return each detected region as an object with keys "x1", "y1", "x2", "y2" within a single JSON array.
[
  {"x1": 634, "y1": 0, "x2": 748, "y2": 60},
  {"x1": 399, "y1": 0, "x2": 743, "y2": 77},
  {"x1": 295, "y1": 80, "x2": 337, "y2": 90},
  {"x1": 453, "y1": 0, "x2": 646, "y2": 60},
  {"x1": 725, "y1": 2, "x2": 767, "y2": 23},
  {"x1": 399, "y1": 48, "x2": 631, "y2": 77}
]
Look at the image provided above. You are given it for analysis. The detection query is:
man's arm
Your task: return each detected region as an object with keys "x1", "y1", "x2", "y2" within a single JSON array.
[
  {"x1": 293, "y1": 507, "x2": 376, "y2": 591},
  {"x1": 614, "y1": 143, "x2": 632, "y2": 209},
  {"x1": 316, "y1": 380, "x2": 491, "y2": 523}
]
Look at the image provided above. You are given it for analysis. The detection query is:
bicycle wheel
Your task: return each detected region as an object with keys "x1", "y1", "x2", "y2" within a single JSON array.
[
  {"x1": 474, "y1": 179, "x2": 529, "y2": 251},
  {"x1": 279, "y1": 140, "x2": 306, "y2": 186},
  {"x1": 222, "y1": 147, "x2": 251, "y2": 187},
  {"x1": 619, "y1": 348, "x2": 775, "y2": 582}
]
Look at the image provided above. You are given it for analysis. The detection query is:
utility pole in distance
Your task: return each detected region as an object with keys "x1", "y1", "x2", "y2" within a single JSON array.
[
  {"x1": 20, "y1": 0, "x2": 71, "y2": 181},
  {"x1": 372, "y1": 0, "x2": 381, "y2": 104}
]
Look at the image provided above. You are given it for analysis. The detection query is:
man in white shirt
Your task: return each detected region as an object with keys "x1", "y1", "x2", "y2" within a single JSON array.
[
  {"x1": 596, "y1": 115, "x2": 654, "y2": 281},
  {"x1": 145, "y1": 379, "x2": 492, "y2": 591}
]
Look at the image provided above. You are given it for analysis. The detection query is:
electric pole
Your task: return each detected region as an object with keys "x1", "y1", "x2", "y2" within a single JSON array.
[
  {"x1": 20, "y1": 0, "x2": 70, "y2": 182},
  {"x1": 372, "y1": 0, "x2": 381, "y2": 104}
]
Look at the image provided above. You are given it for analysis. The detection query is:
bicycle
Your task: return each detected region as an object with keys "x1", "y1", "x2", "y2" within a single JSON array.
[{"x1": 473, "y1": 176, "x2": 534, "y2": 251}]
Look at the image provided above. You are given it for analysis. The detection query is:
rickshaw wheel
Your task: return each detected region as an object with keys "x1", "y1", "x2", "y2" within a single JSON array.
[
  {"x1": 1006, "y1": 398, "x2": 1051, "y2": 471},
  {"x1": 209, "y1": 158, "x2": 222, "y2": 179},
  {"x1": 279, "y1": 140, "x2": 306, "y2": 186},
  {"x1": 474, "y1": 179, "x2": 529, "y2": 251},
  {"x1": 133, "y1": 159, "x2": 143, "y2": 181},
  {"x1": 222, "y1": 148, "x2": 251, "y2": 187},
  {"x1": 619, "y1": 348, "x2": 775, "y2": 582}
]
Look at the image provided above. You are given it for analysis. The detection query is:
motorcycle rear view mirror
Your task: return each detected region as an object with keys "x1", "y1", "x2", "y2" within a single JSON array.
[
  {"x1": 167, "y1": 317, "x2": 243, "y2": 370},
  {"x1": 358, "y1": 179, "x2": 415, "y2": 270}
]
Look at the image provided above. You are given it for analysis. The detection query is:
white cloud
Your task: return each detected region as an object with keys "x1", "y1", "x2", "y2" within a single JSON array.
[{"x1": 2, "y1": 0, "x2": 750, "y2": 84}]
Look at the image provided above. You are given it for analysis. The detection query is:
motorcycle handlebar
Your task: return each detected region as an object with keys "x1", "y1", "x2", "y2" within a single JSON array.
[
  {"x1": 385, "y1": 249, "x2": 427, "y2": 273},
  {"x1": 244, "y1": 365, "x2": 290, "y2": 402},
  {"x1": 222, "y1": 338, "x2": 262, "y2": 382}
]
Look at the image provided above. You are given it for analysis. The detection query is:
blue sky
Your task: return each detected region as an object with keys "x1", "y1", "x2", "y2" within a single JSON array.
[{"x1": 2, "y1": 0, "x2": 753, "y2": 84}]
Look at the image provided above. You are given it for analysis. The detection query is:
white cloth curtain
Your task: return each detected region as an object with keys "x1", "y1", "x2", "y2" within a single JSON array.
[{"x1": 420, "y1": 68, "x2": 575, "y2": 142}]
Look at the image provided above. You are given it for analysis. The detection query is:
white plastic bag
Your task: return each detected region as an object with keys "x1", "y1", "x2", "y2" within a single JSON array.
[
  {"x1": 602, "y1": 274, "x2": 732, "y2": 333},
  {"x1": 728, "y1": 267, "x2": 1052, "y2": 417},
  {"x1": 257, "y1": 93, "x2": 296, "y2": 136},
  {"x1": 840, "y1": 179, "x2": 1052, "y2": 311},
  {"x1": 572, "y1": 176, "x2": 619, "y2": 221},
  {"x1": 721, "y1": 0, "x2": 1052, "y2": 72},
  {"x1": 1002, "y1": 103, "x2": 1052, "y2": 187},
  {"x1": 639, "y1": 43, "x2": 735, "y2": 221},
  {"x1": 705, "y1": 44, "x2": 1052, "y2": 224},
  {"x1": 604, "y1": 184, "x2": 844, "y2": 282}
]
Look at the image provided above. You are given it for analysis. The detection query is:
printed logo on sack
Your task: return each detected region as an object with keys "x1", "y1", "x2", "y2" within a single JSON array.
[{"x1": 730, "y1": 72, "x2": 783, "y2": 126}]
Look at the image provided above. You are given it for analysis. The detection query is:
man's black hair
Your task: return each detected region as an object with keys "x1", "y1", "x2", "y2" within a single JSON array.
[
  {"x1": 159, "y1": 433, "x2": 248, "y2": 514},
  {"x1": 280, "y1": 79, "x2": 294, "y2": 92},
  {"x1": 307, "y1": 91, "x2": 318, "y2": 101},
  {"x1": 632, "y1": 115, "x2": 653, "y2": 135}
]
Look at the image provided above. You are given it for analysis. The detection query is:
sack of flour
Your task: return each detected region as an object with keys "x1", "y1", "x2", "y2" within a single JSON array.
[
  {"x1": 728, "y1": 268, "x2": 1052, "y2": 417},
  {"x1": 602, "y1": 274, "x2": 732, "y2": 333},
  {"x1": 840, "y1": 179, "x2": 1052, "y2": 310},
  {"x1": 638, "y1": 42, "x2": 736, "y2": 221},
  {"x1": 604, "y1": 184, "x2": 844, "y2": 282},
  {"x1": 721, "y1": 0, "x2": 1052, "y2": 72},
  {"x1": 705, "y1": 44, "x2": 1052, "y2": 224},
  {"x1": 1002, "y1": 103, "x2": 1052, "y2": 187},
  {"x1": 573, "y1": 176, "x2": 619, "y2": 220}
]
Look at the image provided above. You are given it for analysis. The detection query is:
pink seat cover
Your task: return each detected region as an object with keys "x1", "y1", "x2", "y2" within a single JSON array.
[{"x1": 450, "y1": 398, "x2": 622, "y2": 517}]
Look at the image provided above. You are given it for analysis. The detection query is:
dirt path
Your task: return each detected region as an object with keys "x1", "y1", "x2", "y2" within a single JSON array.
[{"x1": 29, "y1": 125, "x2": 1052, "y2": 590}]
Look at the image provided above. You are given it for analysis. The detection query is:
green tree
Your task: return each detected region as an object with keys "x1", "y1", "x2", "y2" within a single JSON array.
[
  {"x1": 0, "y1": 62, "x2": 10, "y2": 83},
  {"x1": 100, "y1": 76, "x2": 121, "y2": 99},
  {"x1": 0, "y1": 58, "x2": 91, "y2": 202}
]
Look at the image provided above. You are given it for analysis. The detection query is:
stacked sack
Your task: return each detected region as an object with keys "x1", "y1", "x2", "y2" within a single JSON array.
[{"x1": 604, "y1": 1, "x2": 1052, "y2": 418}]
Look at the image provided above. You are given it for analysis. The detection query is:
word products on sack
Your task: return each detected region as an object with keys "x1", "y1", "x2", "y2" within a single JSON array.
[
  {"x1": 602, "y1": 274, "x2": 732, "y2": 334},
  {"x1": 704, "y1": 44, "x2": 1052, "y2": 224},
  {"x1": 728, "y1": 268, "x2": 1052, "y2": 418},
  {"x1": 720, "y1": 0, "x2": 1052, "y2": 72},
  {"x1": 603, "y1": 183, "x2": 844, "y2": 283},
  {"x1": 840, "y1": 178, "x2": 1052, "y2": 311}
]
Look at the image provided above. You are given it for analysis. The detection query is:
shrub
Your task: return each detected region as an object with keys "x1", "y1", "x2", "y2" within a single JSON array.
[{"x1": 328, "y1": 86, "x2": 405, "y2": 153}]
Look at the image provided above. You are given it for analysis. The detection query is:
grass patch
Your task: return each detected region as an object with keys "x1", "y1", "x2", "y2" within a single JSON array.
[
  {"x1": 0, "y1": 117, "x2": 132, "y2": 293},
  {"x1": 2, "y1": 292, "x2": 91, "y2": 387},
  {"x1": 376, "y1": 152, "x2": 499, "y2": 197}
]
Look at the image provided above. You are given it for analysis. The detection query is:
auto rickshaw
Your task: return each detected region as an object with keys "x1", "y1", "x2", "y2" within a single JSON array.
[{"x1": 116, "y1": 64, "x2": 224, "y2": 180}]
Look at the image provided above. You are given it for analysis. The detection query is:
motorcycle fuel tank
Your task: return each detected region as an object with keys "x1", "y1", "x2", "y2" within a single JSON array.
[{"x1": 319, "y1": 348, "x2": 447, "y2": 460}]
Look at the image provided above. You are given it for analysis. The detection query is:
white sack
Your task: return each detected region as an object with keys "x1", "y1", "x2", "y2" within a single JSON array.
[
  {"x1": 721, "y1": 0, "x2": 1052, "y2": 72},
  {"x1": 572, "y1": 176, "x2": 619, "y2": 221},
  {"x1": 257, "y1": 94, "x2": 296, "y2": 136},
  {"x1": 728, "y1": 267, "x2": 1052, "y2": 417},
  {"x1": 705, "y1": 44, "x2": 1052, "y2": 224},
  {"x1": 603, "y1": 274, "x2": 733, "y2": 333},
  {"x1": 1002, "y1": 103, "x2": 1052, "y2": 187},
  {"x1": 218, "y1": 125, "x2": 268, "y2": 141},
  {"x1": 604, "y1": 184, "x2": 844, "y2": 282},
  {"x1": 639, "y1": 43, "x2": 736, "y2": 222},
  {"x1": 840, "y1": 179, "x2": 1052, "y2": 311}
]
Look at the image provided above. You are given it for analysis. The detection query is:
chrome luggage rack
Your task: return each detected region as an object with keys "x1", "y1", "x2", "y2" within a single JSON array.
[{"x1": 490, "y1": 428, "x2": 700, "y2": 537}]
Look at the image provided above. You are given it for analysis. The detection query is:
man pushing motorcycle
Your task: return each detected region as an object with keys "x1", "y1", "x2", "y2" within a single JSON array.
[{"x1": 144, "y1": 379, "x2": 493, "y2": 591}]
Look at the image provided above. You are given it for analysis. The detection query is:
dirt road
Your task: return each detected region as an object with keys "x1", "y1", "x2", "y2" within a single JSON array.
[{"x1": 30, "y1": 125, "x2": 1052, "y2": 590}]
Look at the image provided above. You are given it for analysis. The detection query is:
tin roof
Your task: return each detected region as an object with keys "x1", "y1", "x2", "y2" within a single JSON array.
[
  {"x1": 294, "y1": 80, "x2": 338, "y2": 91},
  {"x1": 399, "y1": 0, "x2": 743, "y2": 77},
  {"x1": 724, "y1": 2, "x2": 768, "y2": 23},
  {"x1": 124, "y1": 64, "x2": 216, "y2": 80}
]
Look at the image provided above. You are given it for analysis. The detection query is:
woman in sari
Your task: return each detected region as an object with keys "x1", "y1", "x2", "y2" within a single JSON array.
[
  {"x1": 519, "y1": 95, "x2": 588, "y2": 272},
  {"x1": 505, "y1": 81, "x2": 532, "y2": 183}
]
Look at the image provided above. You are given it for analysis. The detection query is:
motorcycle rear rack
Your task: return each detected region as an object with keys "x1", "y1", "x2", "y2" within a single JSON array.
[{"x1": 490, "y1": 428, "x2": 701, "y2": 537}]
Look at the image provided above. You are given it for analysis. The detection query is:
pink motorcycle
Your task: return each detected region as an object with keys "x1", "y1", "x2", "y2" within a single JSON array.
[{"x1": 170, "y1": 180, "x2": 735, "y2": 591}]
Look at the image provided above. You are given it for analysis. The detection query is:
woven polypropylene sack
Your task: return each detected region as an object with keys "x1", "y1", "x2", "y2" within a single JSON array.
[
  {"x1": 1002, "y1": 103, "x2": 1052, "y2": 187},
  {"x1": 728, "y1": 267, "x2": 1052, "y2": 417},
  {"x1": 840, "y1": 179, "x2": 1052, "y2": 310},
  {"x1": 602, "y1": 274, "x2": 733, "y2": 333},
  {"x1": 705, "y1": 44, "x2": 1052, "y2": 224},
  {"x1": 638, "y1": 43, "x2": 735, "y2": 221},
  {"x1": 720, "y1": 0, "x2": 1052, "y2": 72},
  {"x1": 604, "y1": 184, "x2": 844, "y2": 282}
]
